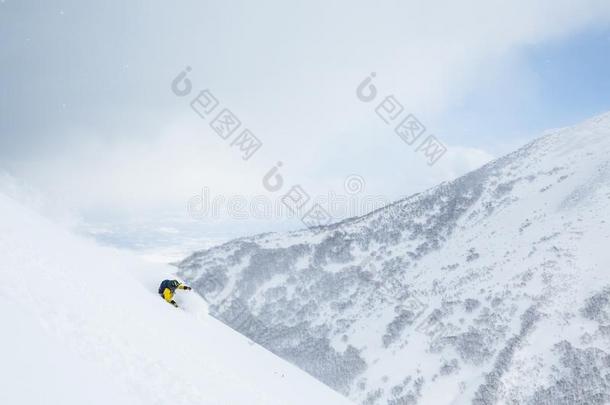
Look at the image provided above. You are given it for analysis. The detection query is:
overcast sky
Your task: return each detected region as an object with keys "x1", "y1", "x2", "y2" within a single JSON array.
[{"x1": 2, "y1": 0, "x2": 610, "y2": 234}]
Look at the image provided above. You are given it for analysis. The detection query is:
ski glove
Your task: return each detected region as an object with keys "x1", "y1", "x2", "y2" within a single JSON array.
[{"x1": 183, "y1": 286, "x2": 192, "y2": 290}]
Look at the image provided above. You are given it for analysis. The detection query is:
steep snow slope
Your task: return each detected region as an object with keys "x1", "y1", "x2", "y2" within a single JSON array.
[
  {"x1": 0, "y1": 193, "x2": 352, "y2": 405},
  {"x1": 178, "y1": 112, "x2": 610, "y2": 404}
]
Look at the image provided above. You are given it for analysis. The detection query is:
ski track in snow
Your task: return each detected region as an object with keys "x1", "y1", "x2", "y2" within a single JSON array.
[{"x1": 0, "y1": 193, "x2": 352, "y2": 405}]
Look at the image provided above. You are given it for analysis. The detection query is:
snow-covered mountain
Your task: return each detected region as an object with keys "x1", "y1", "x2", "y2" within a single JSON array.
[
  {"x1": 177, "y1": 112, "x2": 610, "y2": 404},
  {"x1": 0, "y1": 192, "x2": 352, "y2": 405}
]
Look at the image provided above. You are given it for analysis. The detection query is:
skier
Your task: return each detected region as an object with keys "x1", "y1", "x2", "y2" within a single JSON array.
[{"x1": 158, "y1": 279, "x2": 192, "y2": 307}]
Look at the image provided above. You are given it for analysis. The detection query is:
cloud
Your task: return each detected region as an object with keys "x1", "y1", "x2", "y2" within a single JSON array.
[{"x1": 2, "y1": 0, "x2": 609, "y2": 226}]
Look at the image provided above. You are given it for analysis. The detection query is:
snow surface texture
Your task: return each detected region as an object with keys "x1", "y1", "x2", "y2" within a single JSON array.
[
  {"x1": 0, "y1": 193, "x2": 352, "y2": 405},
  {"x1": 178, "y1": 111, "x2": 610, "y2": 404}
]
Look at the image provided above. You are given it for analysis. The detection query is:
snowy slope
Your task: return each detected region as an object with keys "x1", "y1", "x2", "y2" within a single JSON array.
[
  {"x1": 0, "y1": 192, "x2": 353, "y2": 405},
  {"x1": 177, "y1": 112, "x2": 610, "y2": 404}
]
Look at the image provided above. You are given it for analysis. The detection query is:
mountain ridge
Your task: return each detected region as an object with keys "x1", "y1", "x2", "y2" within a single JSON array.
[{"x1": 178, "y1": 111, "x2": 610, "y2": 404}]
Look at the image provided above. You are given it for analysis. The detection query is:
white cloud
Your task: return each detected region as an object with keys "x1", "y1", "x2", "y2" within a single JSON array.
[{"x1": 3, "y1": 0, "x2": 610, "y2": 227}]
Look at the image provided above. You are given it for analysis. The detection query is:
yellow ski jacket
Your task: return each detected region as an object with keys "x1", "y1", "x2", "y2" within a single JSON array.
[{"x1": 162, "y1": 283, "x2": 189, "y2": 303}]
